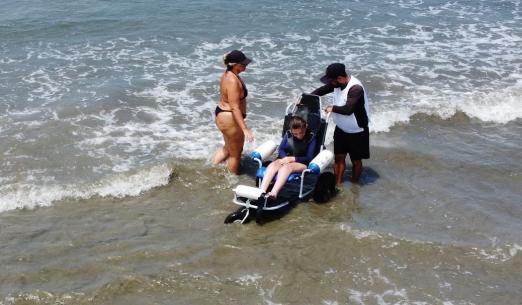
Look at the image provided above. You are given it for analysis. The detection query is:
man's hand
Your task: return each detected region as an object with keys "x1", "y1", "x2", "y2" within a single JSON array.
[{"x1": 324, "y1": 105, "x2": 334, "y2": 113}]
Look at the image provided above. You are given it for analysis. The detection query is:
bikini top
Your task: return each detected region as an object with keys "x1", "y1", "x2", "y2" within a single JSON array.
[{"x1": 229, "y1": 71, "x2": 248, "y2": 99}]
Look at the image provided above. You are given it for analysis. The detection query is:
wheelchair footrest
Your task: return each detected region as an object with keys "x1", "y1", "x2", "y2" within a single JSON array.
[{"x1": 233, "y1": 185, "x2": 266, "y2": 200}]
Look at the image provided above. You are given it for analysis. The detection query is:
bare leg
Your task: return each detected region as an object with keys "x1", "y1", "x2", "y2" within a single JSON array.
[
  {"x1": 225, "y1": 130, "x2": 244, "y2": 174},
  {"x1": 268, "y1": 163, "x2": 307, "y2": 198},
  {"x1": 334, "y1": 154, "x2": 347, "y2": 185},
  {"x1": 212, "y1": 146, "x2": 229, "y2": 165},
  {"x1": 215, "y1": 113, "x2": 244, "y2": 174},
  {"x1": 351, "y1": 159, "x2": 363, "y2": 183},
  {"x1": 260, "y1": 161, "x2": 282, "y2": 192},
  {"x1": 227, "y1": 154, "x2": 242, "y2": 174}
]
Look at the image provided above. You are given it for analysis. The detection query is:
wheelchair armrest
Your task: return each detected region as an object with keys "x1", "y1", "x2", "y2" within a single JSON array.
[
  {"x1": 308, "y1": 150, "x2": 334, "y2": 174},
  {"x1": 250, "y1": 140, "x2": 277, "y2": 164}
]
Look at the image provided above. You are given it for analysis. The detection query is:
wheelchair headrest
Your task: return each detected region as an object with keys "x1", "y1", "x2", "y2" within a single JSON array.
[
  {"x1": 298, "y1": 93, "x2": 321, "y2": 114},
  {"x1": 291, "y1": 94, "x2": 321, "y2": 133}
]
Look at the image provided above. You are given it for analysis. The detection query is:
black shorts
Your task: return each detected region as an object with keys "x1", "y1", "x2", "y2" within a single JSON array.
[{"x1": 333, "y1": 126, "x2": 370, "y2": 160}]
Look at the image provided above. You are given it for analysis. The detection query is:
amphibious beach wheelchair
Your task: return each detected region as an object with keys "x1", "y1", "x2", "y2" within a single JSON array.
[{"x1": 224, "y1": 93, "x2": 335, "y2": 224}]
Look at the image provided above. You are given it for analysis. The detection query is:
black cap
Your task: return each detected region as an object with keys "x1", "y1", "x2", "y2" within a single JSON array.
[
  {"x1": 320, "y1": 63, "x2": 347, "y2": 84},
  {"x1": 225, "y1": 50, "x2": 252, "y2": 65}
]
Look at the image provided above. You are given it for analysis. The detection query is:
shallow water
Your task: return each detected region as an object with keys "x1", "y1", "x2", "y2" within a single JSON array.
[
  {"x1": 1, "y1": 118, "x2": 521, "y2": 304},
  {"x1": 1, "y1": 0, "x2": 522, "y2": 304}
]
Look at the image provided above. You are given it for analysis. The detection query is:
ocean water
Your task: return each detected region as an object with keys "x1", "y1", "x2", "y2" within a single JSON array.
[{"x1": 1, "y1": 0, "x2": 521, "y2": 304}]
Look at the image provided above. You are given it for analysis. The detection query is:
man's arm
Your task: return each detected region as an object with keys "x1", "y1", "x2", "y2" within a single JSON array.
[
  {"x1": 311, "y1": 84, "x2": 334, "y2": 96},
  {"x1": 331, "y1": 85, "x2": 363, "y2": 115}
]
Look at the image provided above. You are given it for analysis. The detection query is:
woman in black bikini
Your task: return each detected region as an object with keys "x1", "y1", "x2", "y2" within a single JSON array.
[{"x1": 212, "y1": 50, "x2": 254, "y2": 174}]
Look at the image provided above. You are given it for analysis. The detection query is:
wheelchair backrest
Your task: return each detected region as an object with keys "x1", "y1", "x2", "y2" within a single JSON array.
[{"x1": 281, "y1": 93, "x2": 327, "y2": 157}]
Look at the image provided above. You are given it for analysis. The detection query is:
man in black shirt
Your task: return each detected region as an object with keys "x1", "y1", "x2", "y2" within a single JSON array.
[{"x1": 311, "y1": 63, "x2": 370, "y2": 185}]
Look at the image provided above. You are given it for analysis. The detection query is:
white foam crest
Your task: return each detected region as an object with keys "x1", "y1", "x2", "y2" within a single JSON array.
[
  {"x1": 22, "y1": 68, "x2": 67, "y2": 105},
  {"x1": 197, "y1": 40, "x2": 234, "y2": 53},
  {"x1": 509, "y1": 243, "x2": 522, "y2": 257},
  {"x1": 75, "y1": 97, "x2": 225, "y2": 161},
  {"x1": 347, "y1": 268, "x2": 429, "y2": 305},
  {"x1": 339, "y1": 224, "x2": 383, "y2": 240},
  {"x1": 5, "y1": 108, "x2": 43, "y2": 118},
  {"x1": 284, "y1": 33, "x2": 312, "y2": 42},
  {"x1": 368, "y1": 79, "x2": 521, "y2": 132},
  {"x1": 0, "y1": 164, "x2": 172, "y2": 213},
  {"x1": 469, "y1": 243, "x2": 522, "y2": 263},
  {"x1": 370, "y1": 108, "x2": 414, "y2": 133},
  {"x1": 235, "y1": 273, "x2": 263, "y2": 286},
  {"x1": 458, "y1": 81, "x2": 522, "y2": 123}
]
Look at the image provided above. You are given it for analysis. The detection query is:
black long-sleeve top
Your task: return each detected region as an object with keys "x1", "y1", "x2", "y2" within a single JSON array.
[{"x1": 311, "y1": 83, "x2": 369, "y2": 128}]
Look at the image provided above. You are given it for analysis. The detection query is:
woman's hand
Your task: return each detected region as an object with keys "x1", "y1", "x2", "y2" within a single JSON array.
[
  {"x1": 279, "y1": 156, "x2": 294, "y2": 165},
  {"x1": 243, "y1": 129, "x2": 254, "y2": 143}
]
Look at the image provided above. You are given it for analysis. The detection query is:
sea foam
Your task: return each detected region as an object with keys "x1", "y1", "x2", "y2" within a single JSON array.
[{"x1": 0, "y1": 164, "x2": 172, "y2": 213}]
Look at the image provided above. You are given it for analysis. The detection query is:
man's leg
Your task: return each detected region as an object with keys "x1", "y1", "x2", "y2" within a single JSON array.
[
  {"x1": 334, "y1": 154, "x2": 347, "y2": 185},
  {"x1": 351, "y1": 159, "x2": 362, "y2": 183}
]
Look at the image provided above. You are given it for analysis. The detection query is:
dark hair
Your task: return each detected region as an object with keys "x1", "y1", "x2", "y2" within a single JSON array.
[{"x1": 290, "y1": 116, "x2": 307, "y2": 130}]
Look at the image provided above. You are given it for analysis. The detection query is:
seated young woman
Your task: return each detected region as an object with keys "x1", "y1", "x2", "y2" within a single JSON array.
[{"x1": 260, "y1": 116, "x2": 317, "y2": 199}]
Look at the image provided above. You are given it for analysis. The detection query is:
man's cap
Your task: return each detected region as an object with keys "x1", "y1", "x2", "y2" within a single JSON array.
[
  {"x1": 225, "y1": 50, "x2": 252, "y2": 65},
  {"x1": 320, "y1": 63, "x2": 347, "y2": 84}
]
